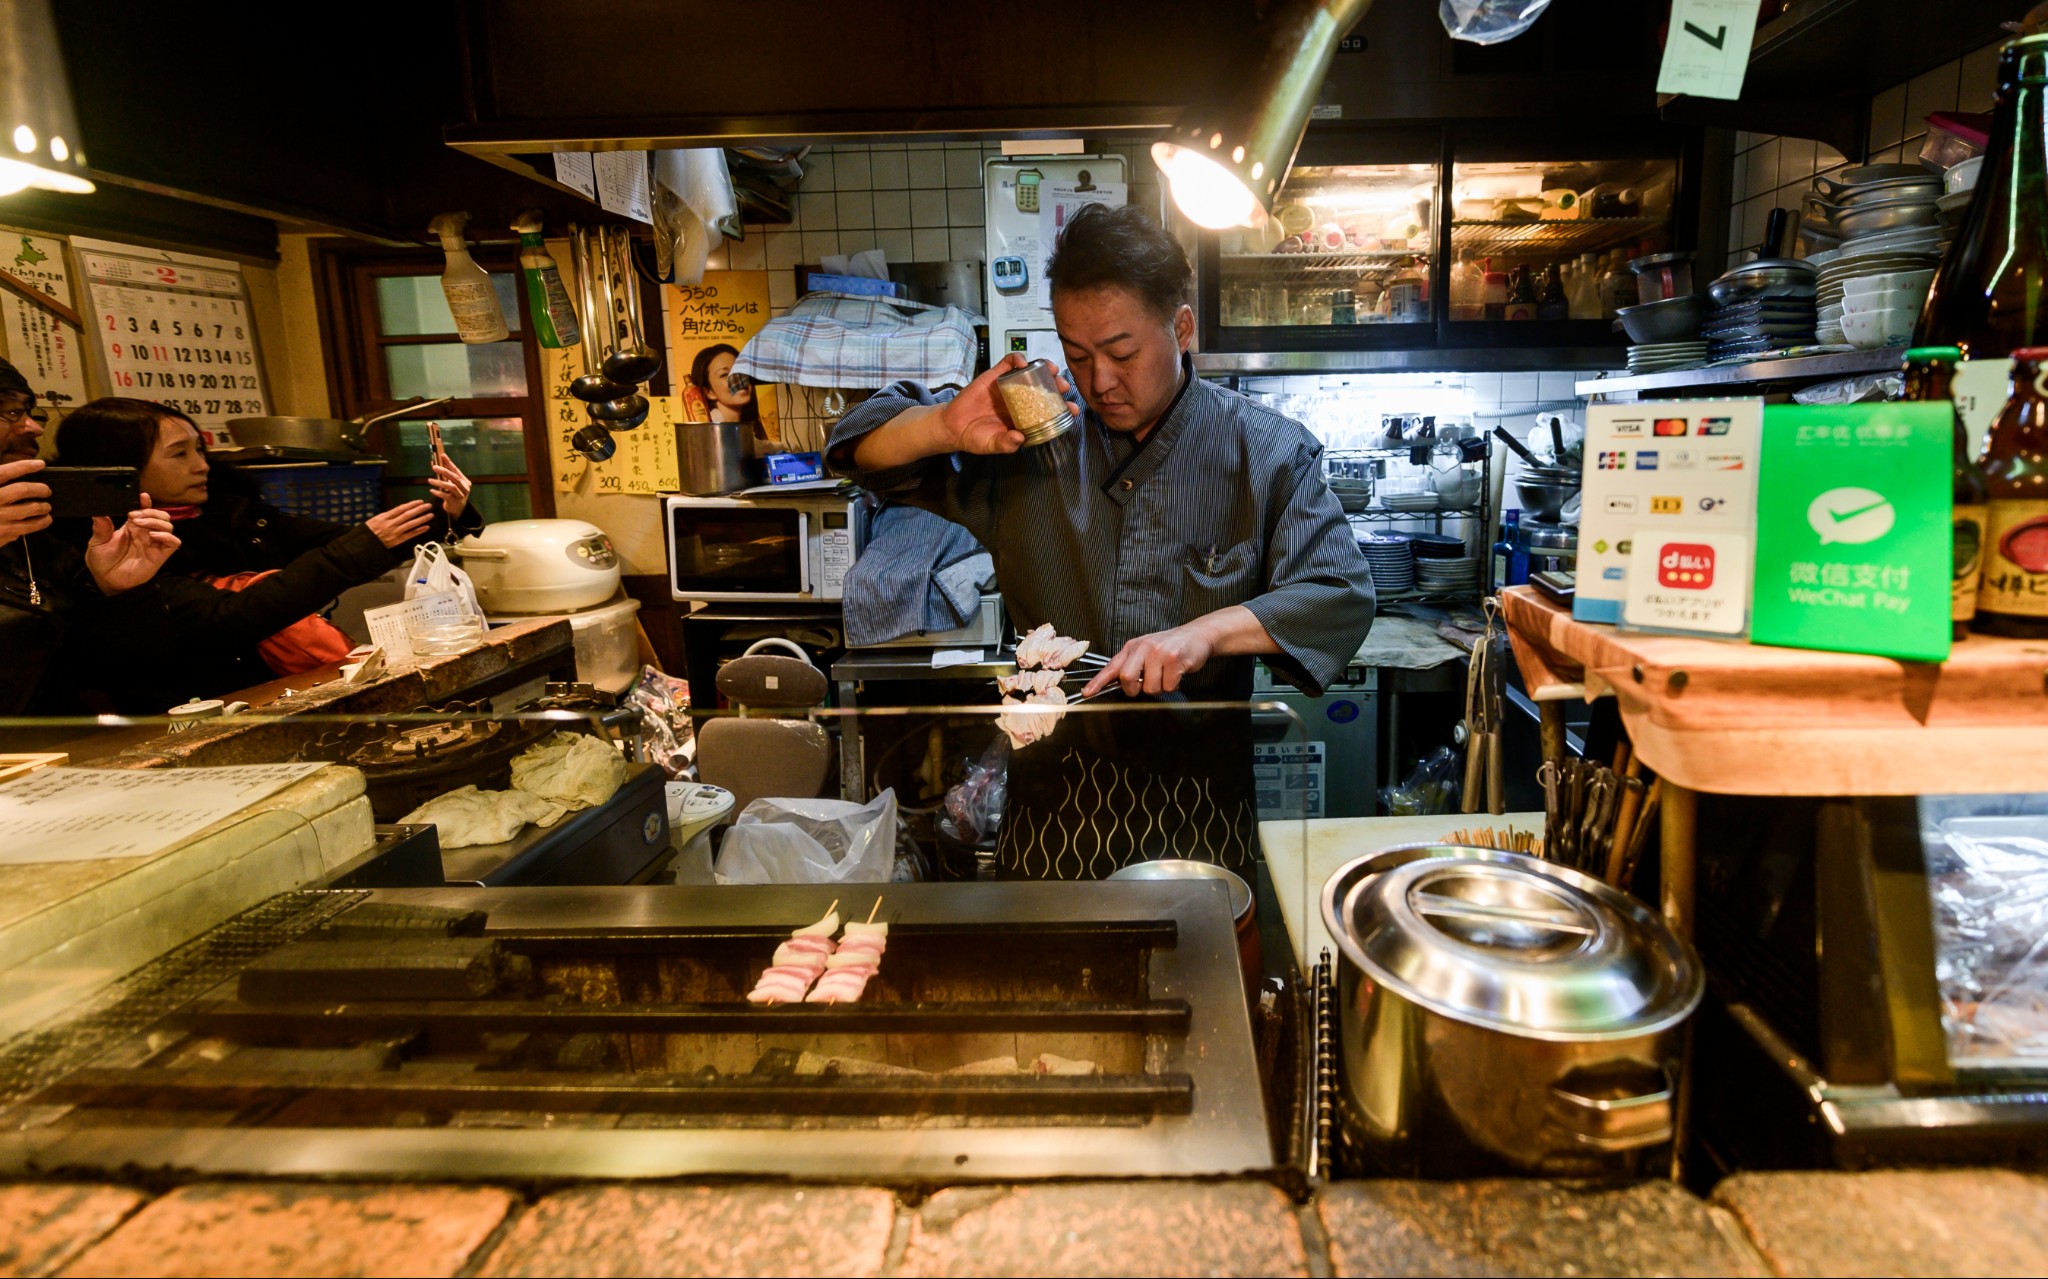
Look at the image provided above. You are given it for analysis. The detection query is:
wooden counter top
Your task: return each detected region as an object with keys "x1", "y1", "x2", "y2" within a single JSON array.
[{"x1": 1500, "y1": 586, "x2": 2048, "y2": 796}]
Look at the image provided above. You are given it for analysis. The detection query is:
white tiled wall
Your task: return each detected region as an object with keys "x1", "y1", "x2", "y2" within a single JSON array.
[
  {"x1": 1722, "y1": 41, "x2": 2002, "y2": 266},
  {"x1": 707, "y1": 141, "x2": 1164, "y2": 448}
]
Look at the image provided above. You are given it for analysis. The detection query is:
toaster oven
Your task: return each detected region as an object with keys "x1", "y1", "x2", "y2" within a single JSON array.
[{"x1": 664, "y1": 493, "x2": 865, "y2": 603}]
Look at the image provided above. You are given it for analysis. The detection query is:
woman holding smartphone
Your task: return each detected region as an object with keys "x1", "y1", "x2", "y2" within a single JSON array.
[{"x1": 55, "y1": 397, "x2": 484, "y2": 710}]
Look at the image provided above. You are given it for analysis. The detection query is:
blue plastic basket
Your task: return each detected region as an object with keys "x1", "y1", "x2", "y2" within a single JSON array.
[{"x1": 251, "y1": 464, "x2": 386, "y2": 525}]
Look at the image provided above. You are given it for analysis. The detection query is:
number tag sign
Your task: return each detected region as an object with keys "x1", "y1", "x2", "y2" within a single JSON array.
[{"x1": 1656, "y1": 0, "x2": 1763, "y2": 100}]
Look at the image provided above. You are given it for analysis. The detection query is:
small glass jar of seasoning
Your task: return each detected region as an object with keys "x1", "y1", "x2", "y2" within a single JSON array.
[{"x1": 994, "y1": 358, "x2": 1076, "y2": 446}]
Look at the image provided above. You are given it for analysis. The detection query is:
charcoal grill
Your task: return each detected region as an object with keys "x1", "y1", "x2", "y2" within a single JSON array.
[{"x1": 0, "y1": 881, "x2": 1271, "y2": 1181}]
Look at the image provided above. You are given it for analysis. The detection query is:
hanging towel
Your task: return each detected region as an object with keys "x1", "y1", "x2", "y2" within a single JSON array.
[
  {"x1": 841, "y1": 504, "x2": 992, "y2": 647},
  {"x1": 732, "y1": 292, "x2": 980, "y2": 390}
]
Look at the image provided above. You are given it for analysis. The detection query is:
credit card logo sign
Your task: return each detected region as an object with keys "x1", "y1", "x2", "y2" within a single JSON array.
[
  {"x1": 1650, "y1": 496, "x2": 1684, "y2": 514},
  {"x1": 1653, "y1": 418, "x2": 1689, "y2": 437},
  {"x1": 1697, "y1": 418, "x2": 1732, "y2": 436},
  {"x1": 1658, "y1": 543, "x2": 1716, "y2": 589},
  {"x1": 1610, "y1": 419, "x2": 1646, "y2": 437},
  {"x1": 1598, "y1": 451, "x2": 1627, "y2": 469},
  {"x1": 1706, "y1": 453, "x2": 1746, "y2": 469},
  {"x1": 1606, "y1": 495, "x2": 1639, "y2": 513},
  {"x1": 1635, "y1": 451, "x2": 1659, "y2": 469}
]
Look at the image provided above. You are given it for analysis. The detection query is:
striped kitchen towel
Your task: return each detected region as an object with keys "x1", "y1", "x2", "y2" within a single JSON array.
[{"x1": 731, "y1": 292, "x2": 980, "y2": 390}]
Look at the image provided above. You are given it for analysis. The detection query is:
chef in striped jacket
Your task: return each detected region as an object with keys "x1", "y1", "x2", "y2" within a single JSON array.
[{"x1": 830, "y1": 203, "x2": 1373, "y2": 878}]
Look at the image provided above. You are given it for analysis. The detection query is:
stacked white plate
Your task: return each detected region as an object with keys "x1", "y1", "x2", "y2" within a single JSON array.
[
  {"x1": 1381, "y1": 492, "x2": 1441, "y2": 513},
  {"x1": 1415, "y1": 556, "x2": 1480, "y2": 594},
  {"x1": 1627, "y1": 341, "x2": 1710, "y2": 373},
  {"x1": 1817, "y1": 253, "x2": 1942, "y2": 312},
  {"x1": 1359, "y1": 533, "x2": 1416, "y2": 593}
]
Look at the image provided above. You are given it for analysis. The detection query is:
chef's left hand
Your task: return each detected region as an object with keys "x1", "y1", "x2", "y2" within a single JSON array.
[
  {"x1": 428, "y1": 449, "x2": 472, "y2": 519},
  {"x1": 84, "y1": 495, "x2": 181, "y2": 595},
  {"x1": 1083, "y1": 622, "x2": 1216, "y2": 698}
]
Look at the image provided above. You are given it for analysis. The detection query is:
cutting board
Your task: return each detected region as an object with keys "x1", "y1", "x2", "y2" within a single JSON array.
[{"x1": 0, "y1": 765, "x2": 374, "y2": 1039}]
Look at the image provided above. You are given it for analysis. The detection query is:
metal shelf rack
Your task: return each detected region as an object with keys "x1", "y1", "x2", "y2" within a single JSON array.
[{"x1": 1325, "y1": 443, "x2": 1492, "y2": 605}]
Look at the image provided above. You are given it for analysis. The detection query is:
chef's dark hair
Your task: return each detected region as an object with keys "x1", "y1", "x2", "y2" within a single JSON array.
[
  {"x1": 54, "y1": 397, "x2": 195, "y2": 469},
  {"x1": 1047, "y1": 203, "x2": 1192, "y2": 321}
]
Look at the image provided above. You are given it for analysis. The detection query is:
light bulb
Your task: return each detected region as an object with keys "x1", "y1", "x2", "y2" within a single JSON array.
[
  {"x1": 1152, "y1": 142, "x2": 1259, "y2": 230},
  {"x1": 0, "y1": 156, "x2": 90, "y2": 195}
]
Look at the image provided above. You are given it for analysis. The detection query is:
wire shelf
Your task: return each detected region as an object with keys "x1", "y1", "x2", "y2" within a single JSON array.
[
  {"x1": 1218, "y1": 251, "x2": 1428, "y2": 287},
  {"x1": 1450, "y1": 217, "x2": 1664, "y2": 256}
]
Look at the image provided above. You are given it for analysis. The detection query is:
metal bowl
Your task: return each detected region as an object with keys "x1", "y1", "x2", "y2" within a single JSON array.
[
  {"x1": 1835, "y1": 199, "x2": 1942, "y2": 238},
  {"x1": 1614, "y1": 294, "x2": 1705, "y2": 344},
  {"x1": 1706, "y1": 258, "x2": 1817, "y2": 307},
  {"x1": 1515, "y1": 476, "x2": 1579, "y2": 521}
]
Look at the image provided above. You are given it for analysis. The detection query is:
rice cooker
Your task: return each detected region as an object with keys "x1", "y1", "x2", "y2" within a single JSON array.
[{"x1": 451, "y1": 519, "x2": 621, "y2": 614}]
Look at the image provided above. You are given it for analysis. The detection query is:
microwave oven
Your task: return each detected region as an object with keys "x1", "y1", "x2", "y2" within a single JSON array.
[{"x1": 665, "y1": 493, "x2": 865, "y2": 602}]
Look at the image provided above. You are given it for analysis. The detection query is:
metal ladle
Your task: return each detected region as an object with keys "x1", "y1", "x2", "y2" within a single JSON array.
[
  {"x1": 588, "y1": 393, "x2": 649, "y2": 428},
  {"x1": 568, "y1": 225, "x2": 632, "y2": 404},
  {"x1": 601, "y1": 227, "x2": 661, "y2": 386},
  {"x1": 572, "y1": 423, "x2": 616, "y2": 462}
]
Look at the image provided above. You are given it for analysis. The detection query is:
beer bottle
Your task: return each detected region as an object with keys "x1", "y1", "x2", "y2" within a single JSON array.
[
  {"x1": 1902, "y1": 345, "x2": 1989, "y2": 639},
  {"x1": 1976, "y1": 347, "x2": 2048, "y2": 637},
  {"x1": 1911, "y1": 35, "x2": 2048, "y2": 459}
]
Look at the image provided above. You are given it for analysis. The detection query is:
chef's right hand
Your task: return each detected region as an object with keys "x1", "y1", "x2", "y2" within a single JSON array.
[
  {"x1": 0, "y1": 457, "x2": 51, "y2": 547},
  {"x1": 366, "y1": 500, "x2": 438, "y2": 549},
  {"x1": 935, "y1": 353, "x2": 1073, "y2": 455}
]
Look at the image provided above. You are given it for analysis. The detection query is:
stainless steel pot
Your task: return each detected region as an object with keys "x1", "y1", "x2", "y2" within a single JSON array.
[
  {"x1": 1321, "y1": 844, "x2": 1701, "y2": 1177},
  {"x1": 226, "y1": 396, "x2": 452, "y2": 452},
  {"x1": 678, "y1": 419, "x2": 762, "y2": 495}
]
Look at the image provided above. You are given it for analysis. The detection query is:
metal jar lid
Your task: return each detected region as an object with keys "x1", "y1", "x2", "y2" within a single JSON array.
[{"x1": 1323, "y1": 845, "x2": 1701, "y2": 1041}]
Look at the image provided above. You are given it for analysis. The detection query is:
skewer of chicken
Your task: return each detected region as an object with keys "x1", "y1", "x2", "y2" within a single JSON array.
[
  {"x1": 808, "y1": 896, "x2": 888, "y2": 1003},
  {"x1": 747, "y1": 900, "x2": 840, "y2": 1004}
]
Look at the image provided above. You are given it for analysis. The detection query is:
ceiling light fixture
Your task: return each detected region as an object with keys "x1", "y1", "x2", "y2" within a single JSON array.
[
  {"x1": 1153, "y1": 0, "x2": 1372, "y2": 229},
  {"x1": 0, "y1": 0, "x2": 93, "y2": 195}
]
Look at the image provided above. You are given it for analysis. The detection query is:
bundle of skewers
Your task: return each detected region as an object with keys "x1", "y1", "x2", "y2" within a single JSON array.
[
  {"x1": 1441, "y1": 825, "x2": 1543, "y2": 856},
  {"x1": 1536, "y1": 741, "x2": 1659, "y2": 888},
  {"x1": 745, "y1": 897, "x2": 890, "y2": 1005}
]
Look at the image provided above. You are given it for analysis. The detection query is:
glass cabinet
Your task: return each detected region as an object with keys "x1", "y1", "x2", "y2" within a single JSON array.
[{"x1": 1214, "y1": 163, "x2": 1438, "y2": 332}]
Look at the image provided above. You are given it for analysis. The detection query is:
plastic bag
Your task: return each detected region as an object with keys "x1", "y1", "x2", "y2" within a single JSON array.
[
  {"x1": 1441, "y1": 0, "x2": 1552, "y2": 44},
  {"x1": 404, "y1": 541, "x2": 481, "y2": 615},
  {"x1": 624, "y1": 665, "x2": 695, "y2": 778},
  {"x1": 1379, "y1": 745, "x2": 1463, "y2": 816},
  {"x1": 1794, "y1": 372, "x2": 1903, "y2": 405},
  {"x1": 714, "y1": 789, "x2": 900, "y2": 885},
  {"x1": 944, "y1": 736, "x2": 1011, "y2": 843}
]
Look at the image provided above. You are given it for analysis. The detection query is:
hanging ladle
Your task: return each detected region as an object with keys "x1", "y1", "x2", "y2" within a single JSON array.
[
  {"x1": 588, "y1": 393, "x2": 650, "y2": 428},
  {"x1": 572, "y1": 422, "x2": 616, "y2": 462},
  {"x1": 601, "y1": 226, "x2": 662, "y2": 386},
  {"x1": 568, "y1": 225, "x2": 632, "y2": 404}
]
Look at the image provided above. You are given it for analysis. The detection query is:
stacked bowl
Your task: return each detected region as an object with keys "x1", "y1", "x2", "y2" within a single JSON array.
[
  {"x1": 1412, "y1": 533, "x2": 1480, "y2": 595},
  {"x1": 1616, "y1": 293, "x2": 1708, "y2": 373},
  {"x1": 1359, "y1": 532, "x2": 1416, "y2": 594},
  {"x1": 1702, "y1": 258, "x2": 1817, "y2": 361},
  {"x1": 1804, "y1": 164, "x2": 1945, "y2": 345}
]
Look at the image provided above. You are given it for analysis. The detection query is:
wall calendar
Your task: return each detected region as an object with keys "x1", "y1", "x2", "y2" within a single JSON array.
[{"x1": 72, "y1": 236, "x2": 269, "y2": 444}]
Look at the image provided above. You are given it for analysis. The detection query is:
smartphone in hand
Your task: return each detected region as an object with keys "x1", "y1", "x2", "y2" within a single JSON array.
[{"x1": 41, "y1": 466, "x2": 142, "y2": 519}]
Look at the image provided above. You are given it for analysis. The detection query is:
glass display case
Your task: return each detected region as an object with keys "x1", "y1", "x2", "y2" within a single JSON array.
[
  {"x1": 1214, "y1": 162, "x2": 1438, "y2": 333},
  {"x1": 1446, "y1": 157, "x2": 1680, "y2": 325}
]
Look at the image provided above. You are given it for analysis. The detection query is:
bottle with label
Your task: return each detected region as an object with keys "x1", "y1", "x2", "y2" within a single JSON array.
[
  {"x1": 1482, "y1": 259, "x2": 1509, "y2": 320},
  {"x1": 1912, "y1": 35, "x2": 2048, "y2": 459},
  {"x1": 1494, "y1": 509, "x2": 1523, "y2": 592},
  {"x1": 1537, "y1": 264, "x2": 1569, "y2": 321},
  {"x1": 511, "y1": 211, "x2": 578, "y2": 349},
  {"x1": 1977, "y1": 348, "x2": 2048, "y2": 636},
  {"x1": 1903, "y1": 345, "x2": 1989, "y2": 639},
  {"x1": 427, "y1": 212, "x2": 509, "y2": 345},
  {"x1": 1504, "y1": 266, "x2": 1537, "y2": 321}
]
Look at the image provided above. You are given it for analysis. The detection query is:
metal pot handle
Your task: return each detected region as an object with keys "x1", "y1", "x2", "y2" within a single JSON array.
[
  {"x1": 1544, "y1": 1068, "x2": 1673, "y2": 1152},
  {"x1": 448, "y1": 546, "x2": 508, "y2": 560}
]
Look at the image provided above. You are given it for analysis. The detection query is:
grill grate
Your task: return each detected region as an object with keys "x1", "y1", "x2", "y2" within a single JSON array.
[{"x1": 0, "y1": 890, "x2": 365, "y2": 1109}]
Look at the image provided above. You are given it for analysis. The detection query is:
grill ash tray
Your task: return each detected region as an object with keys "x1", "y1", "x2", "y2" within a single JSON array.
[{"x1": 0, "y1": 883, "x2": 1270, "y2": 1182}]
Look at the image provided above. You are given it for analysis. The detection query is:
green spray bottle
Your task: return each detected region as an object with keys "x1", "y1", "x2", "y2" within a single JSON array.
[{"x1": 512, "y1": 210, "x2": 579, "y2": 349}]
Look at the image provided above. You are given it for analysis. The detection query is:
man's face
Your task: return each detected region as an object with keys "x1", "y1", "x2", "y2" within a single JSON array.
[
  {"x1": 1053, "y1": 286, "x2": 1194, "y2": 435},
  {"x1": 0, "y1": 392, "x2": 40, "y2": 463}
]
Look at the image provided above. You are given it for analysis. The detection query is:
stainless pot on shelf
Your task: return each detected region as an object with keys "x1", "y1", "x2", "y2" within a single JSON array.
[
  {"x1": 677, "y1": 419, "x2": 763, "y2": 495},
  {"x1": 226, "y1": 396, "x2": 453, "y2": 452},
  {"x1": 1320, "y1": 844, "x2": 1701, "y2": 1177}
]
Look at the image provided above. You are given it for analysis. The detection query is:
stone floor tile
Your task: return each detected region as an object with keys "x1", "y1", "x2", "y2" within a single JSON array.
[
  {"x1": 1714, "y1": 1169, "x2": 2048, "y2": 1278},
  {"x1": 1319, "y1": 1178, "x2": 1766, "y2": 1277},
  {"x1": 901, "y1": 1180, "x2": 1308, "y2": 1278},
  {"x1": 61, "y1": 1182, "x2": 516, "y2": 1278},
  {"x1": 0, "y1": 1184, "x2": 146, "y2": 1277},
  {"x1": 478, "y1": 1184, "x2": 895, "y2": 1278}
]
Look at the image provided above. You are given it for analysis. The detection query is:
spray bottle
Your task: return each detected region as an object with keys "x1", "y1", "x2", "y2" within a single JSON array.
[
  {"x1": 427, "y1": 212, "x2": 509, "y2": 344},
  {"x1": 511, "y1": 210, "x2": 578, "y2": 349}
]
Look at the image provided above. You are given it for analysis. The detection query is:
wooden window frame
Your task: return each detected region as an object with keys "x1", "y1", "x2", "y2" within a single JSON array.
[{"x1": 310, "y1": 241, "x2": 556, "y2": 518}]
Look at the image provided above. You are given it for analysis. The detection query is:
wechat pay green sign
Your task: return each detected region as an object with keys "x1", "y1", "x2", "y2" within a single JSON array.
[{"x1": 1753, "y1": 405, "x2": 1952, "y2": 661}]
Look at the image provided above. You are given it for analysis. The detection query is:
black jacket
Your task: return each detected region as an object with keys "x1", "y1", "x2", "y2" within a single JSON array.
[
  {"x1": 113, "y1": 469, "x2": 485, "y2": 711},
  {"x1": 0, "y1": 531, "x2": 169, "y2": 718}
]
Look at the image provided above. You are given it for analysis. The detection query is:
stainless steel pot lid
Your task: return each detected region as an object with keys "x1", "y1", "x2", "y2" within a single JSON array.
[
  {"x1": 1108, "y1": 858, "x2": 1251, "y2": 921},
  {"x1": 1325, "y1": 846, "x2": 1701, "y2": 1041}
]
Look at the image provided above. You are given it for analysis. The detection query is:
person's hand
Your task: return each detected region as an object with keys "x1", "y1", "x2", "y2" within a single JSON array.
[
  {"x1": 426, "y1": 450, "x2": 472, "y2": 520},
  {"x1": 366, "y1": 500, "x2": 437, "y2": 549},
  {"x1": 1082, "y1": 620, "x2": 1218, "y2": 698},
  {"x1": 0, "y1": 457, "x2": 51, "y2": 547},
  {"x1": 933, "y1": 353, "x2": 1074, "y2": 456},
  {"x1": 84, "y1": 494, "x2": 180, "y2": 594}
]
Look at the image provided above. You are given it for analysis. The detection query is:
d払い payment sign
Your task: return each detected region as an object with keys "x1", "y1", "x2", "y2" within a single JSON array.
[{"x1": 1751, "y1": 404, "x2": 1953, "y2": 662}]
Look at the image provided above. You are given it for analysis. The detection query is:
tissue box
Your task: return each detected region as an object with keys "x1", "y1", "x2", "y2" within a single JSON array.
[{"x1": 802, "y1": 272, "x2": 902, "y2": 298}]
